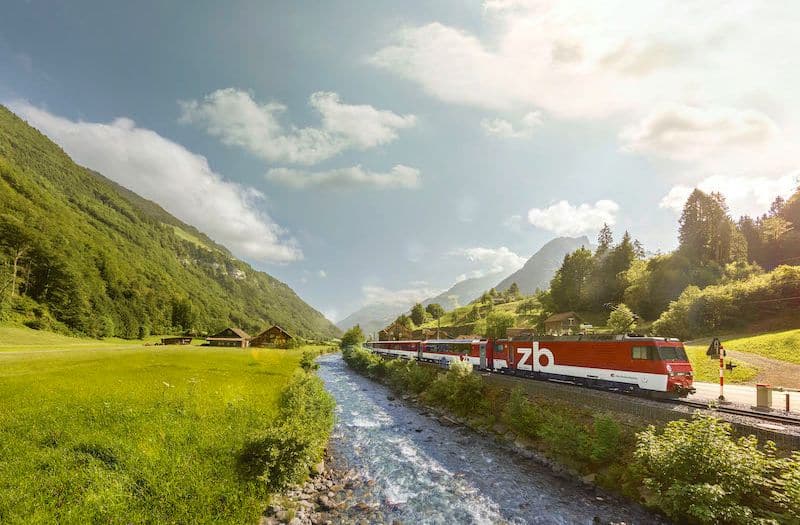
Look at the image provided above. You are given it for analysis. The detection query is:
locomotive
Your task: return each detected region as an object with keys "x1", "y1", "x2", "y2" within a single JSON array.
[{"x1": 366, "y1": 335, "x2": 695, "y2": 397}]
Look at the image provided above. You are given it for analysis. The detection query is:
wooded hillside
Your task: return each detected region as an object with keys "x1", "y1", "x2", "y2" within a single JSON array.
[{"x1": 0, "y1": 106, "x2": 339, "y2": 339}]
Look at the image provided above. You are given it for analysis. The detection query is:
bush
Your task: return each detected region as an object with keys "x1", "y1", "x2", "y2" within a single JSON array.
[
  {"x1": 237, "y1": 371, "x2": 334, "y2": 492},
  {"x1": 608, "y1": 304, "x2": 636, "y2": 334},
  {"x1": 652, "y1": 265, "x2": 800, "y2": 339},
  {"x1": 773, "y1": 452, "x2": 800, "y2": 520},
  {"x1": 424, "y1": 360, "x2": 487, "y2": 417},
  {"x1": 588, "y1": 416, "x2": 623, "y2": 464},
  {"x1": 634, "y1": 416, "x2": 778, "y2": 524},
  {"x1": 501, "y1": 387, "x2": 545, "y2": 439},
  {"x1": 299, "y1": 350, "x2": 319, "y2": 372},
  {"x1": 538, "y1": 412, "x2": 591, "y2": 465}
]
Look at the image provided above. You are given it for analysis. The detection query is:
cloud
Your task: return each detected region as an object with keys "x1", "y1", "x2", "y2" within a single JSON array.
[
  {"x1": 361, "y1": 284, "x2": 441, "y2": 308},
  {"x1": 11, "y1": 101, "x2": 302, "y2": 263},
  {"x1": 450, "y1": 246, "x2": 526, "y2": 280},
  {"x1": 528, "y1": 200, "x2": 619, "y2": 236},
  {"x1": 621, "y1": 104, "x2": 779, "y2": 161},
  {"x1": 179, "y1": 88, "x2": 416, "y2": 165},
  {"x1": 660, "y1": 174, "x2": 799, "y2": 218},
  {"x1": 482, "y1": 111, "x2": 543, "y2": 138},
  {"x1": 318, "y1": 270, "x2": 327, "y2": 278},
  {"x1": 266, "y1": 164, "x2": 420, "y2": 190}
]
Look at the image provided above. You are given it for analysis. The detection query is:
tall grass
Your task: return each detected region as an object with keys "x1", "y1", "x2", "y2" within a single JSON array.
[{"x1": 0, "y1": 341, "x2": 332, "y2": 524}]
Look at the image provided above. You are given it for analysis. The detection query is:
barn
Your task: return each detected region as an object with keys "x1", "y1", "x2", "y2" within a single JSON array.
[
  {"x1": 206, "y1": 327, "x2": 250, "y2": 348},
  {"x1": 543, "y1": 312, "x2": 582, "y2": 335},
  {"x1": 251, "y1": 325, "x2": 293, "y2": 347}
]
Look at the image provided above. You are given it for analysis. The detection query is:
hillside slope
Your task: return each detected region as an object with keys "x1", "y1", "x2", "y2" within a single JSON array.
[
  {"x1": 495, "y1": 236, "x2": 592, "y2": 294},
  {"x1": 422, "y1": 271, "x2": 513, "y2": 310},
  {"x1": 0, "y1": 105, "x2": 338, "y2": 339}
]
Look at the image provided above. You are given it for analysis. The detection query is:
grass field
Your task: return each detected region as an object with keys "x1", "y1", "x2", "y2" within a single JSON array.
[
  {"x1": 711, "y1": 329, "x2": 800, "y2": 364},
  {"x1": 0, "y1": 326, "x2": 327, "y2": 524},
  {"x1": 684, "y1": 344, "x2": 759, "y2": 384}
]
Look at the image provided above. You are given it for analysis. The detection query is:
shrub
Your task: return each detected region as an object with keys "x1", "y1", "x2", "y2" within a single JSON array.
[
  {"x1": 634, "y1": 416, "x2": 778, "y2": 524},
  {"x1": 652, "y1": 265, "x2": 800, "y2": 339},
  {"x1": 588, "y1": 415, "x2": 623, "y2": 464},
  {"x1": 424, "y1": 360, "x2": 487, "y2": 417},
  {"x1": 608, "y1": 304, "x2": 636, "y2": 334},
  {"x1": 237, "y1": 371, "x2": 334, "y2": 492},
  {"x1": 538, "y1": 412, "x2": 591, "y2": 465},
  {"x1": 773, "y1": 452, "x2": 800, "y2": 520},
  {"x1": 501, "y1": 387, "x2": 545, "y2": 439},
  {"x1": 299, "y1": 350, "x2": 319, "y2": 372}
]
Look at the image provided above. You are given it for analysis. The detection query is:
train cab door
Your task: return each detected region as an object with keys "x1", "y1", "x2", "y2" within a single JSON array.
[{"x1": 479, "y1": 342, "x2": 487, "y2": 369}]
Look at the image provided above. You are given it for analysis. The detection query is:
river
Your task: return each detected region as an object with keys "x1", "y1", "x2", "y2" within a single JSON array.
[{"x1": 316, "y1": 354, "x2": 662, "y2": 525}]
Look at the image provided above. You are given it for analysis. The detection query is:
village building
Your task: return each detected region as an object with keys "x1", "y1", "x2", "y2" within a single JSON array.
[
  {"x1": 206, "y1": 327, "x2": 250, "y2": 348},
  {"x1": 543, "y1": 312, "x2": 583, "y2": 335},
  {"x1": 378, "y1": 320, "x2": 414, "y2": 341},
  {"x1": 160, "y1": 336, "x2": 193, "y2": 345},
  {"x1": 251, "y1": 325, "x2": 293, "y2": 347}
]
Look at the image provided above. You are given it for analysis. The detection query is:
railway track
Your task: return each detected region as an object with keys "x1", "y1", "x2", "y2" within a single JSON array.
[{"x1": 666, "y1": 398, "x2": 800, "y2": 427}]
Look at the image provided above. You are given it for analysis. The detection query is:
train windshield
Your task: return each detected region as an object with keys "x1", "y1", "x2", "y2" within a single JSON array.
[{"x1": 658, "y1": 345, "x2": 688, "y2": 361}]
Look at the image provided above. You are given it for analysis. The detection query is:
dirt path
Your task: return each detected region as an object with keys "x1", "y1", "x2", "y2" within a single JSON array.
[{"x1": 726, "y1": 349, "x2": 800, "y2": 389}]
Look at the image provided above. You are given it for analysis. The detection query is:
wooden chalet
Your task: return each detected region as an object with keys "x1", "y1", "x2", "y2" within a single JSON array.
[
  {"x1": 543, "y1": 312, "x2": 582, "y2": 335},
  {"x1": 251, "y1": 325, "x2": 293, "y2": 347},
  {"x1": 378, "y1": 320, "x2": 414, "y2": 341},
  {"x1": 207, "y1": 327, "x2": 250, "y2": 348},
  {"x1": 161, "y1": 336, "x2": 193, "y2": 345}
]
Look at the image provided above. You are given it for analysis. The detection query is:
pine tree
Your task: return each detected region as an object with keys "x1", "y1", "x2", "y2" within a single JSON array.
[{"x1": 596, "y1": 223, "x2": 614, "y2": 256}]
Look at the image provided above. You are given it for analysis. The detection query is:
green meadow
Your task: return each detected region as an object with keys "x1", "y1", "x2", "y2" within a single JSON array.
[{"x1": 0, "y1": 326, "x2": 326, "y2": 524}]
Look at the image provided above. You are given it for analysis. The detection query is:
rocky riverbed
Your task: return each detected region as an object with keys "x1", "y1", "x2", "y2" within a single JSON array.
[{"x1": 264, "y1": 354, "x2": 665, "y2": 525}]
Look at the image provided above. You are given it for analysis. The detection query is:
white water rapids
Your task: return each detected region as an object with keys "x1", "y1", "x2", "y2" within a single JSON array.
[{"x1": 316, "y1": 354, "x2": 662, "y2": 524}]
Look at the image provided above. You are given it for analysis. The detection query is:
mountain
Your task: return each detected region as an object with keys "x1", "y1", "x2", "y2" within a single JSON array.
[
  {"x1": 495, "y1": 236, "x2": 592, "y2": 294},
  {"x1": 422, "y1": 271, "x2": 513, "y2": 309},
  {"x1": 0, "y1": 105, "x2": 339, "y2": 339},
  {"x1": 335, "y1": 302, "x2": 407, "y2": 337}
]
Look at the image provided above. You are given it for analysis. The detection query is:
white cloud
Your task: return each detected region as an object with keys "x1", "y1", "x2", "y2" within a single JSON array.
[
  {"x1": 11, "y1": 101, "x2": 302, "y2": 263},
  {"x1": 318, "y1": 270, "x2": 327, "y2": 278},
  {"x1": 660, "y1": 174, "x2": 799, "y2": 218},
  {"x1": 621, "y1": 104, "x2": 779, "y2": 161},
  {"x1": 266, "y1": 164, "x2": 420, "y2": 190},
  {"x1": 528, "y1": 200, "x2": 619, "y2": 236},
  {"x1": 361, "y1": 285, "x2": 441, "y2": 308},
  {"x1": 450, "y1": 246, "x2": 526, "y2": 279},
  {"x1": 482, "y1": 111, "x2": 543, "y2": 138},
  {"x1": 369, "y1": 0, "x2": 800, "y2": 188},
  {"x1": 179, "y1": 88, "x2": 416, "y2": 165}
]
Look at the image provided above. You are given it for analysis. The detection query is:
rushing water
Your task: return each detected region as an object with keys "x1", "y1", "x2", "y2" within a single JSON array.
[{"x1": 317, "y1": 354, "x2": 661, "y2": 525}]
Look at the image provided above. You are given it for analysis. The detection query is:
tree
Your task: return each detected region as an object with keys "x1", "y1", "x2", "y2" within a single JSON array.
[
  {"x1": 608, "y1": 303, "x2": 636, "y2": 334},
  {"x1": 393, "y1": 314, "x2": 413, "y2": 330},
  {"x1": 465, "y1": 304, "x2": 481, "y2": 322},
  {"x1": 426, "y1": 303, "x2": 445, "y2": 337},
  {"x1": 0, "y1": 214, "x2": 33, "y2": 300},
  {"x1": 425, "y1": 303, "x2": 445, "y2": 320},
  {"x1": 596, "y1": 223, "x2": 614, "y2": 256},
  {"x1": 678, "y1": 189, "x2": 738, "y2": 265},
  {"x1": 171, "y1": 298, "x2": 196, "y2": 332},
  {"x1": 340, "y1": 325, "x2": 365, "y2": 348},
  {"x1": 507, "y1": 282, "x2": 520, "y2": 298},
  {"x1": 549, "y1": 248, "x2": 594, "y2": 311},
  {"x1": 485, "y1": 311, "x2": 516, "y2": 339},
  {"x1": 516, "y1": 296, "x2": 539, "y2": 315},
  {"x1": 410, "y1": 303, "x2": 426, "y2": 326},
  {"x1": 480, "y1": 291, "x2": 491, "y2": 304}
]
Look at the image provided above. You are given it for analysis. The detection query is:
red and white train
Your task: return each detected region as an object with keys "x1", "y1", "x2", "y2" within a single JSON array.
[{"x1": 366, "y1": 335, "x2": 695, "y2": 397}]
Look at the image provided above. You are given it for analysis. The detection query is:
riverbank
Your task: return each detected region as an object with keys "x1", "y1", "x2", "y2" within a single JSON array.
[
  {"x1": 340, "y1": 347, "x2": 800, "y2": 524},
  {"x1": 311, "y1": 353, "x2": 660, "y2": 524}
]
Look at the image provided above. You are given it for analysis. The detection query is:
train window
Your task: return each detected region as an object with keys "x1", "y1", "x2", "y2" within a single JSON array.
[
  {"x1": 632, "y1": 346, "x2": 659, "y2": 360},
  {"x1": 495, "y1": 344, "x2": 504, "y2": 353},
  {"x1": 658, "y1": 346, "x2": 688, "y2": 361}
]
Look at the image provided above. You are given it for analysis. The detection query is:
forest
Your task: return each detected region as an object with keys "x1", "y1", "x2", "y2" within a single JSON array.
[
  {"x1": 0, "y1": 106, "x2": 339, "y2": 340},
  {"x1": 540, "y1": 185, "x2": 800, "y2": 338}
]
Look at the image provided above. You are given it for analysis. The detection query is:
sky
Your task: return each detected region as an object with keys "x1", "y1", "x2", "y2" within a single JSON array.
[{"x1": 1, "y1": 0, "x2": 799, "y2": 322}]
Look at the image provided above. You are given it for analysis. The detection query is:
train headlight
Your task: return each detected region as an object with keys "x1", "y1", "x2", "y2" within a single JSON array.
[{"x1": 666, "y1": 364, "x2": 673, "y2": 373}]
